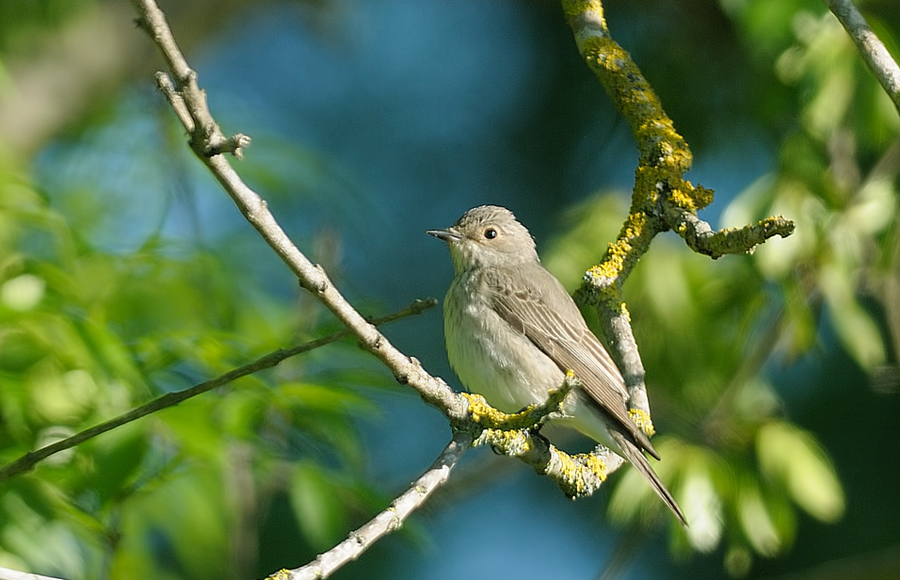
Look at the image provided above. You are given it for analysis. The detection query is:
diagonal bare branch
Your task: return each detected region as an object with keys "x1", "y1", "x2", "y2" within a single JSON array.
[
  {"x1": 270, "y1": 431, "x2": 473, "y2": 580},
  {"x1": 130, "y1": 0, "x2": 464, "y2": 420}
]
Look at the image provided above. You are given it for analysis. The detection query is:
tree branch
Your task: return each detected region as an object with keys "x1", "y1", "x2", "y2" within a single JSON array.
[
  {"x1": 670, "y1": 209, "x2": 796, "y2": 260},
  {"x1": 125, "y1": 0, "x2": 628, "y2": 575},
  {"x1": 268, "y1": 376, "x2": 617, "y2": 580},
  {"x1": 270, "y1": 431, "x2": 473, "y2": 580},
  {"x1": 825, "y1": 0, "x2": 900, "y2": 118},
  {"x1": 459, "y1": 374, "x2": 622, "y2": 498},
  {"x1": 0, "y1": 299, "x2": 436, "y2": 483},
  {"x1": 563, "y1": 0, "x2": 794, "y2": 432},
  {"x1": 130, "y1": 0, "x2": 465, "y2": 421}
]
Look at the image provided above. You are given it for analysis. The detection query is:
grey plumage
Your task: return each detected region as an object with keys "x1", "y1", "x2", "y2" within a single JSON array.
[{"x1": 428, "y1": 205, "x2": 687, "y2": 526}]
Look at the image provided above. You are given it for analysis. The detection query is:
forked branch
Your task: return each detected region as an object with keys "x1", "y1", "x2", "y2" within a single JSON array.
[{"x1": 563, "y1": 0, "x2": 794, "y2": 429}]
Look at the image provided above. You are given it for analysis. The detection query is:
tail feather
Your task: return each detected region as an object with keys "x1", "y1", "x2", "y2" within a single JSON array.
[{"x1": 609, "y1": 429, "x2": 688, "y2": 527}]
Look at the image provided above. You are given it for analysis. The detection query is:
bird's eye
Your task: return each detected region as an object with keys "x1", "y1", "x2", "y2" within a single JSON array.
[{"x1": 484, "y1": 228, "x2": 498, "y2": 240}]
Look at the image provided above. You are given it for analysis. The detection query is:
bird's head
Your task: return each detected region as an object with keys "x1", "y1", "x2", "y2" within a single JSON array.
[{"x1": 427, "y1": 205, "x2": 539, "y2": 272}]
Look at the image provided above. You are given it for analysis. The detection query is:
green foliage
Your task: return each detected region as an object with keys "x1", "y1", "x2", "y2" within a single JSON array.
[
  {"x1": 1, "y1": 1, "x2": 898, "y2": 578},
  {"x1": 542, "y1": 3, "x2": 898, "y2": 573},
  {"x1": 0, "y1": 159, "x2": 387, "y2": 578},
  {"x1": 733, "y1": 10, "x2": 898, "y2": 372},
  {"x1": 0, "y1": 0, "x2": 97, "y2": 53},
  {"x1": 756, "y1": 421, "x2": 844, "y2": 523}
]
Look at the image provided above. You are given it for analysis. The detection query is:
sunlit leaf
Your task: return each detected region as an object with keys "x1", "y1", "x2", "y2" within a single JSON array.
[
  {"x1": 756, "y1": 421, "x2": 844, "y2": 522},
  {"x1": 753, "y1": 179, "x2": 825, "y2": 279},
  {"x1": 289, "y1": 461, "x2": 348, "y2": 550},
  {"x1": 0, "y1": 274, "x2": 45, "y2": 311},
  {"x1": 679, "y1": 452, "x2": 724, "y2": 553},
  {"x1": 737, "y1": 477, "x2": 781, "y2": 556},
  {"x1": 844, "y1": 178, "x2": 896, "y2": 236},
  {"x1": 819, "y1": 263, "x2": 886, "y2": 369}
]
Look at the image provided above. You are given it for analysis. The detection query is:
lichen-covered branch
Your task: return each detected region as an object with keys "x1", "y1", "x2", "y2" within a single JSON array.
[
  {"x1": 561, "y1": 1, "x2": 691, "y2": 173},
  {"x1": 670, "y1": 208, "x2": 796, "y2": 259},
  {"x1": 562, "y1": 0, "x2": 795, "y2": 431},
  {"x1": 459, "y1": 376, "x2": 574, "y2": 431},
  {"x1": 825, "y1": 0, "x2": 900, "y2": 117},
  {"x1": 273, "y1": 375, "x2": 615, "y2": 580},
  {"x1": 462, "y1": 375, "x2": 625, "y2": 499},
  {"x1": 475, "y1": 425, "x2": 624, "y2": 499}
]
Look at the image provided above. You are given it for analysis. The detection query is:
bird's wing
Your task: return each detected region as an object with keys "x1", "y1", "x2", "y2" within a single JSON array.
[{"x1": 485, "y1": 265, "x2": 658, "y2": 458}]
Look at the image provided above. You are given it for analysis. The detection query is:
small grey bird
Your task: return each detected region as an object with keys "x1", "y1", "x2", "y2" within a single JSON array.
[{"x1": 428, "y1": 205, "x2": 686, "y2": 526}]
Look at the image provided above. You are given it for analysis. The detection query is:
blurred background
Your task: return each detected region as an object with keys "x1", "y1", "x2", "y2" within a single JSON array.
[{"x1": 1, "y1": 0, "x2": 899, "y2": 579}]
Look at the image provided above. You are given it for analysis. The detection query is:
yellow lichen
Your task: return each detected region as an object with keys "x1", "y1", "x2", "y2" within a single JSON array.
[
  {"x1": 478, "y1": 428, "x2": 533, "y2": 456},
  {"x1": 561, "y1": 0, "x2": 605, "y2": 23},
  {"x1": 667, "y1": 185, "x2": 698, "y2": 212},
  {"x1": 462, "y1": 386, "x2": 570, "y2": 432},
  {"x1": 557, "y1": 450, "x2": 608, "y2": 496},
  {"x1": 460, "y1": 392, "x2": 493, "y2": 423},
  {"x1": 629, "y1": 408, "x2": 656, "y2": 437}
]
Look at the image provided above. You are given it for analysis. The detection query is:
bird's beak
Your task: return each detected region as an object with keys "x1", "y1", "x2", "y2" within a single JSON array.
[{"x1": 426, "y1": 228, "x2": 463, "y2": 243}]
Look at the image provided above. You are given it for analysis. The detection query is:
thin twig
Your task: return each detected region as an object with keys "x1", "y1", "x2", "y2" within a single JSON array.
[
  {"x1": 825, "y1": 0, "x2": 900, "y2": 117},
  {"x1": 270, "y1": 431, "x2": 473, "y2": 580},
  {"x1": 670, "y1": 210, "x2": 795, "y2": 259},
  {"x1": 0, "y1": 299, "x2": 437, "y2": 483}
]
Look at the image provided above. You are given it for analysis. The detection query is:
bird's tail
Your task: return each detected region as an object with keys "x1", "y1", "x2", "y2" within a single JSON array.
[{"x1": 609, "y1": 429, "x2": 688, "y2": 527}]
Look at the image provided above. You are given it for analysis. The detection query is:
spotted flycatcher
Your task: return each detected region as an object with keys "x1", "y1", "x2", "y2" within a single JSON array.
[{"x1": 428, "y1": 205, "x2": 686, "y2": 526}]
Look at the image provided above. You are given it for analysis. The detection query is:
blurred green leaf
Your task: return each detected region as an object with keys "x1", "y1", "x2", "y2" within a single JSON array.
[
  {"x1": 753, "y1": 178, "x2": 826, "y2": 279},
  {"x1": 110, "y1": 465, "x2": 230, "y2": 580},
  {"x1": 216, "y1": 383, "x2": 269, "y2": 441},
  {"x1": 289, "y1": 461, "x2": 349, "y2": 550},
  {"x1": 820, "y1": 262, "x2": 886, "y2": 369},
  {"x1": 781, "y1": 282, "x2": 816, "y2": 359},
  {"x1": 756, "y1": 421, "x2": 845, "y2": 522},
  {"x1": 543, "y1": 193, "x2": 627, "y2": 291},
  {"x1": 276, "y1": 382, "x2": 379, "y2": 416},
  {"x1": 737, "y1": 477, "x2": 781, "y2": 556},
  {"x1": 0, "y1": 274, "x2": 45, "y2": 311},
  {"x1": 72, "y1": 422, "x2": 148, "y2": 506}
]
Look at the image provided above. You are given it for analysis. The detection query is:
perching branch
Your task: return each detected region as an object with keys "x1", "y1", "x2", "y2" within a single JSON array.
[
  {"x1": 0, "y1": 298, "x2": 437, "y2": 483},
  {"x1": 458, "y1": 374, "x2": 624, "y2": 498},
  {"x1": 825, "y1": 0, "x2": 900, "y2": 118},
  {"x1": 563, "y1": 0, "x2": 794, "y2": 429}
]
